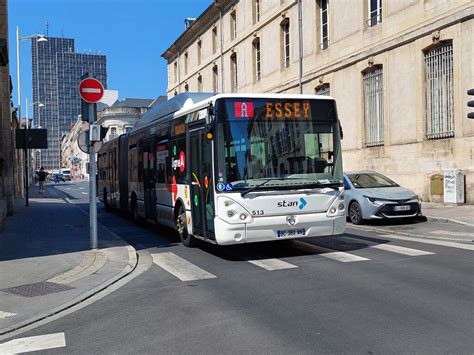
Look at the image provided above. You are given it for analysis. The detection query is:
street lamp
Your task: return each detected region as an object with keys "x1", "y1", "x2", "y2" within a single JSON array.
[
  {"x1": 26, "y1": 100, "x2": 45, "y2": 176},
  {"x1": 16, "y1": 26, "x2": 47, "y2": 207},
  {"x1": 26, "y1": 99, "x2": 45, "y2": 128}
]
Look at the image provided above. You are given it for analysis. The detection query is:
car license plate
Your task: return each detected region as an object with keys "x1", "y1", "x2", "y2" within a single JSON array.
[
  {"x1": 394, "y1": 205, "x2": 411, "y2": 211},
  {"x1": 276, "y1": 228, "x2": 306, "y2": 238}
]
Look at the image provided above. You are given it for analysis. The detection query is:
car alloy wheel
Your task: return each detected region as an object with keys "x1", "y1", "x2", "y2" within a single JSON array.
[{"x1": 349, "y1": 201, "x2": 363, "y2": 225}]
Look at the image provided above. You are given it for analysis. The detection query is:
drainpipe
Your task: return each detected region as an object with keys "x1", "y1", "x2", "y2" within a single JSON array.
[
  {"x1": 298, "y1": 0, "x2": 303, "y2": 94},
  {"x1": 214, "y1": 0, "x2": 224, "y2": 92}
]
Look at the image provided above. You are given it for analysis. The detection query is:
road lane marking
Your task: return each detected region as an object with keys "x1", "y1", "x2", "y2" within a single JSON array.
[
  {"x1": 0, "y1": 332, "x2": 66, "y2": 353},
  {"x1": 0, "y1": 311, "x2": 16, "y2": 319},
  {"x1": 370, "y1": 244, "x2": 435, "y2": 256},
  {"x1": 320, "y1": 252, "x2": 370, "y2": 262},
  {"x1": 151, "y1": 252, "x2": 216, "y2": 281},
  {"x1": 248, "y1": 259, "x2": 298, "y2": 270}
]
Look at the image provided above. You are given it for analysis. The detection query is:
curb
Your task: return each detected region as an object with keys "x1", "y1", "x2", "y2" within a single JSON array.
[
  {"x1": 0, "y1": 198, "x2": 138, "y2": 339},
  {"x1": 424, "y1": 215, "x2": 474, "y2": 228},
  {"x1": 348, "y1": 224, "x2": 474, "y2": 243}
]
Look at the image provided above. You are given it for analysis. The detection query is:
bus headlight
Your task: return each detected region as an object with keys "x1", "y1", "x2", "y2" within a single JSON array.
[
  {"x1": 218, "y1": 196, "x2": 253, "y2": 224},
  {"x1": 326, "y1": 190, "x2": 345, "y2": 217}
]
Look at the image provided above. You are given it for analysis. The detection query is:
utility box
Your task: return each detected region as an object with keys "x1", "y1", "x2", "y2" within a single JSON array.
[
  {"x1": 430, "y1": 174, "x2": 444, "y2": 195},
  {"x1": 443, "y1": 169, "x2": 465, "y2": 204}
]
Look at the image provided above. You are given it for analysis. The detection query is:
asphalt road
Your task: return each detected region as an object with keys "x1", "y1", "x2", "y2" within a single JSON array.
[{"x1": 10, "y1": 181, "x2": 474, "y2": 354}]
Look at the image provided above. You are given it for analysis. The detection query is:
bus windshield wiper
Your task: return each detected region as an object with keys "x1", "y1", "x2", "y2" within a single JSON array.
[{"x1": 241, "y1": 178, "x2": 288, "y2": 197}]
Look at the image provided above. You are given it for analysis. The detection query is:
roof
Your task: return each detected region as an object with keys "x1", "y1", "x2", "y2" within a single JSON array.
[
  {"x1": 136, "y1": 92, "x2": 215, "y2": 128},
  {"x1": 161, "y1": 0, "x2": 238, "y2": 61},
  {"x1": 113, "y1": 98, "x2": 154, "y2": 108}
]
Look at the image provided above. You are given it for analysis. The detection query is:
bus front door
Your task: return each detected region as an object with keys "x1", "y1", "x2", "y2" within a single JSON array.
[
  {"x1": 143, "y1": 138, "x2": 157, "y2": 221},
  {"x1": 188, "y1": 126, "x2": 215, "y2": 240}
]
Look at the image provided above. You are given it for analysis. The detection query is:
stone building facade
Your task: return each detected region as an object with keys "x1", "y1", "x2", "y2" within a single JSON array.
[
  {"x1": 162, "y1": 0, "x2": 474, "y2": 203},
  {"x1": 0, "y1": 0, "x2": 16, "y2": 227}
]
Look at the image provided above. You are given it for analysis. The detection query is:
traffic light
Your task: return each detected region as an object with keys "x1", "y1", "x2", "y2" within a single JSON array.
[{"x1": 468, "y1": 88, "x2": 474, "y2": 119}]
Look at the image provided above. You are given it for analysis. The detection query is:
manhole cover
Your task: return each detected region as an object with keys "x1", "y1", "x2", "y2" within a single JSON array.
[{"x1": 1, "y1": 282, "x2": 74, "y2": 297}]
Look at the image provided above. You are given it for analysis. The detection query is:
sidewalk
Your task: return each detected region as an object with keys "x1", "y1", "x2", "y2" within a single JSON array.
[
  {"x1": 0, "y1": 184, "x2": 137, "y2": 340},
  {"x1": 422, "y1": 201, "x2": 474, "y2": 227}
]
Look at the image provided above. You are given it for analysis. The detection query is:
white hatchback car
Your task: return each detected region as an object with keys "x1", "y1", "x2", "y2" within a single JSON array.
[{"x1": 343, "y1": 171, "x2": 422, "y2": 224}]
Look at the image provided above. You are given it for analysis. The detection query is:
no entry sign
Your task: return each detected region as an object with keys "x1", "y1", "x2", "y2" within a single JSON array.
[{"x1": 79, "y1": 78, "x2": 104, "y2": 103}]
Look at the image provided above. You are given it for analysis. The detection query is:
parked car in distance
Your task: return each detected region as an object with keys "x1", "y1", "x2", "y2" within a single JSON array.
[
  {"x1": 51, "y1": 172, "x2": 65, "y2": 182},
  {"x1": 343, "y1": 171, "x2": 422, "y2": 224},
  {"x1": 60, "y1": 168, "x2": 72, "y2": 181}
]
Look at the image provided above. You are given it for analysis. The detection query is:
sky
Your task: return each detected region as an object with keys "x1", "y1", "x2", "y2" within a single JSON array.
[{"x1": 8, "y1": 0, "x2": 211, "y2": 111}]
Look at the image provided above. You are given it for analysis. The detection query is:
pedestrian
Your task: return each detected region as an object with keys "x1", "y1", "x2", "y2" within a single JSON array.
[{"x1": 36, "y1": 167, "x2": 47, "y2": 194}]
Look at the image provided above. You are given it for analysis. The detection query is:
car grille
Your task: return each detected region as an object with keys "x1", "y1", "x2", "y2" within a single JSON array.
[{"x1": 377, "y1": 203, "x2": 419, "y2": 217}]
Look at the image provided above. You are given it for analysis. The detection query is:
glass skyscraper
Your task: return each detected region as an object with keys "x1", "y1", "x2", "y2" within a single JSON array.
[{"x1": 31, "y1": 37, "x2": 107, "y2": 169}]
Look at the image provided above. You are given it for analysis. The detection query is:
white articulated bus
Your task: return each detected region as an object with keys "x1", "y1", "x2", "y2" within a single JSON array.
[{"x1": 98, "y1": 92, "x2": 345, "y2": 247}]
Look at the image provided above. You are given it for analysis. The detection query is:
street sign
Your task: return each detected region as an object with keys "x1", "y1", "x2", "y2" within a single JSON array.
[
  {"x1": 79, "y1": 78, "x2": 104, "y2": 103},
  {"x1": 78, "y1": 131, "x2": 89, "y2": 153},
  {"x1": 15, "y1": 129, "x2": 48, "y2": 149}
]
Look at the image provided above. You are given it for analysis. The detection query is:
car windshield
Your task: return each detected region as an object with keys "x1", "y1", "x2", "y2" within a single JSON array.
[
  {"x1": 215, "y1": 98, "x2": 343, "y2": 192},
  {"x1": 347, "y1": 172, "x2": 399, "y2": 188}
]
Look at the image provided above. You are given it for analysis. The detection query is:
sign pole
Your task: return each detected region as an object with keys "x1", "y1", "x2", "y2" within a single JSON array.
[
  {"x1": 88, "y1": 102, "x2": 98, "y2": 249},
  {"x1": 24, "y1": 129, "x2": 29, "y2": 207},
  {"x1": 79, "y1": 75, "x2": 103, "y2": 250}
]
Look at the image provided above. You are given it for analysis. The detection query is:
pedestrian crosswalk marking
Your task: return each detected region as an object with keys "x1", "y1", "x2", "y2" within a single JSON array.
[
  {"x1": 320, "y1": 251, "x2": 370, "y2": 262},
  {"x1": 248, "y1": 258, "x2": 298, "y2": 270},
  {"x1": 0, "y1": 311, "x2": 16, "y2": 319},
  {"x1": 290, "y1": 240, "x2": 370, "y2": 262},
  {"x1": 375, "y1": 234, "x2": 474, "y2": 251},
  {"x1": 370, "y1": 244, "x2": 435, "y2": 256},
  {"x1": 151, "y1": 252, "x2": 217, "y2": 281},
  {"x1": 0, "y1": 332, "x2": 66, "y2": 353}
]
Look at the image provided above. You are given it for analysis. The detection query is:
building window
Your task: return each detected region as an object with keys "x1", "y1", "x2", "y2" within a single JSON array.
[
  {"x1": 197, "y1": 40, "x2": 202, "y2": 66},
  {"x1": 197, "y1": 75, "x2": 203, "y2": 92},
  {"x1": 315, "y1": 83, "x2": 330, "y2": 96},
  {"x1": 424, "y1": 42, "x2": 454, "y2": 139},
  {"x1": 230, "y1": 11, "x2": 237, "y2": 41},
  {"x1": 281, "y1": 19, "x2": 290, "y2": 68},
  {"x1": 253, "y1": 38, "x2": 261, "y2": 82},
  {"x1": 173, "y1": 61, "x2": 178, "y2": 83},
  {"x1": 318, "y1": 0, "x2": 329, "y2": 49},
  {"x1": 253, "y1": 0, "x2": 261, "y2": 24},
  {"x1": 213, "y1": 65, "x2": 218, "y2": 92},
  {"x1": 212, "y1": 27, "x2": 218, "y2": 54},
  {"x1": 110, "y1": 126, "x2": 117, "y2": 140},
  {"x1": 230, "y1": 53, "x2": 238, "y2": 92},
  {"x1": 184, "y1": 52, "x2": 188, "y2": 75},
  {"x1": 124, "y1": 126, "x2": 133, "y2": 133},
  {"x1": 367, "y1": 0, "x2": 382, "y2": 27},
  {"x1": 363, "y1": 66, "x2": 384, "y2": 146}
]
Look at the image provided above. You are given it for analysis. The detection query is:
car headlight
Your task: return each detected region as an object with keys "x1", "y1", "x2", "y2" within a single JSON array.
[{"x1": 363, "y1": 195, "x2": 384, "y2": 205}]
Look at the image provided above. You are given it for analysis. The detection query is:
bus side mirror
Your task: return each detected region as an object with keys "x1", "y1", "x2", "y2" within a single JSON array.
[{"x1": 339, "y1": 122, "x2": 344, "y2": 140}]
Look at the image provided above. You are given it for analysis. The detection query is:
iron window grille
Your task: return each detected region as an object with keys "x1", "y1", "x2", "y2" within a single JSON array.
[
  {"x1": 424, "y1": 43, "x2": 454, "y2": 139},
  {"x1": 363, "y1": 67, "x2": 384, "y2": 147}
]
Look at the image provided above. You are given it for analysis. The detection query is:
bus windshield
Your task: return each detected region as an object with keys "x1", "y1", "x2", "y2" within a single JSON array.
[{"x1": 215, "y1": 98, "x2": 343, "y2": 192}]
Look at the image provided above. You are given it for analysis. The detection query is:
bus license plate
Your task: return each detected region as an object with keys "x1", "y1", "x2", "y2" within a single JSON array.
[
  {"x1": 394, "y1": 205, "x2": 411, "y2": 211},
  {"x1": 277, "y1": 228, "x2": 306, "y2": 238}
]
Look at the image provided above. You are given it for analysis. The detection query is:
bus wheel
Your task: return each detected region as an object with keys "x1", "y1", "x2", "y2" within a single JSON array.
[
  {"x1": 177, "y1": 205, "x2": 196, "y2": 247},
  {"x1": 131, "y1": 197, "x2": 139, "y2": 224},
  {"x1": 349, "y1": 201, "x2": 364, "y2": 225}
]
